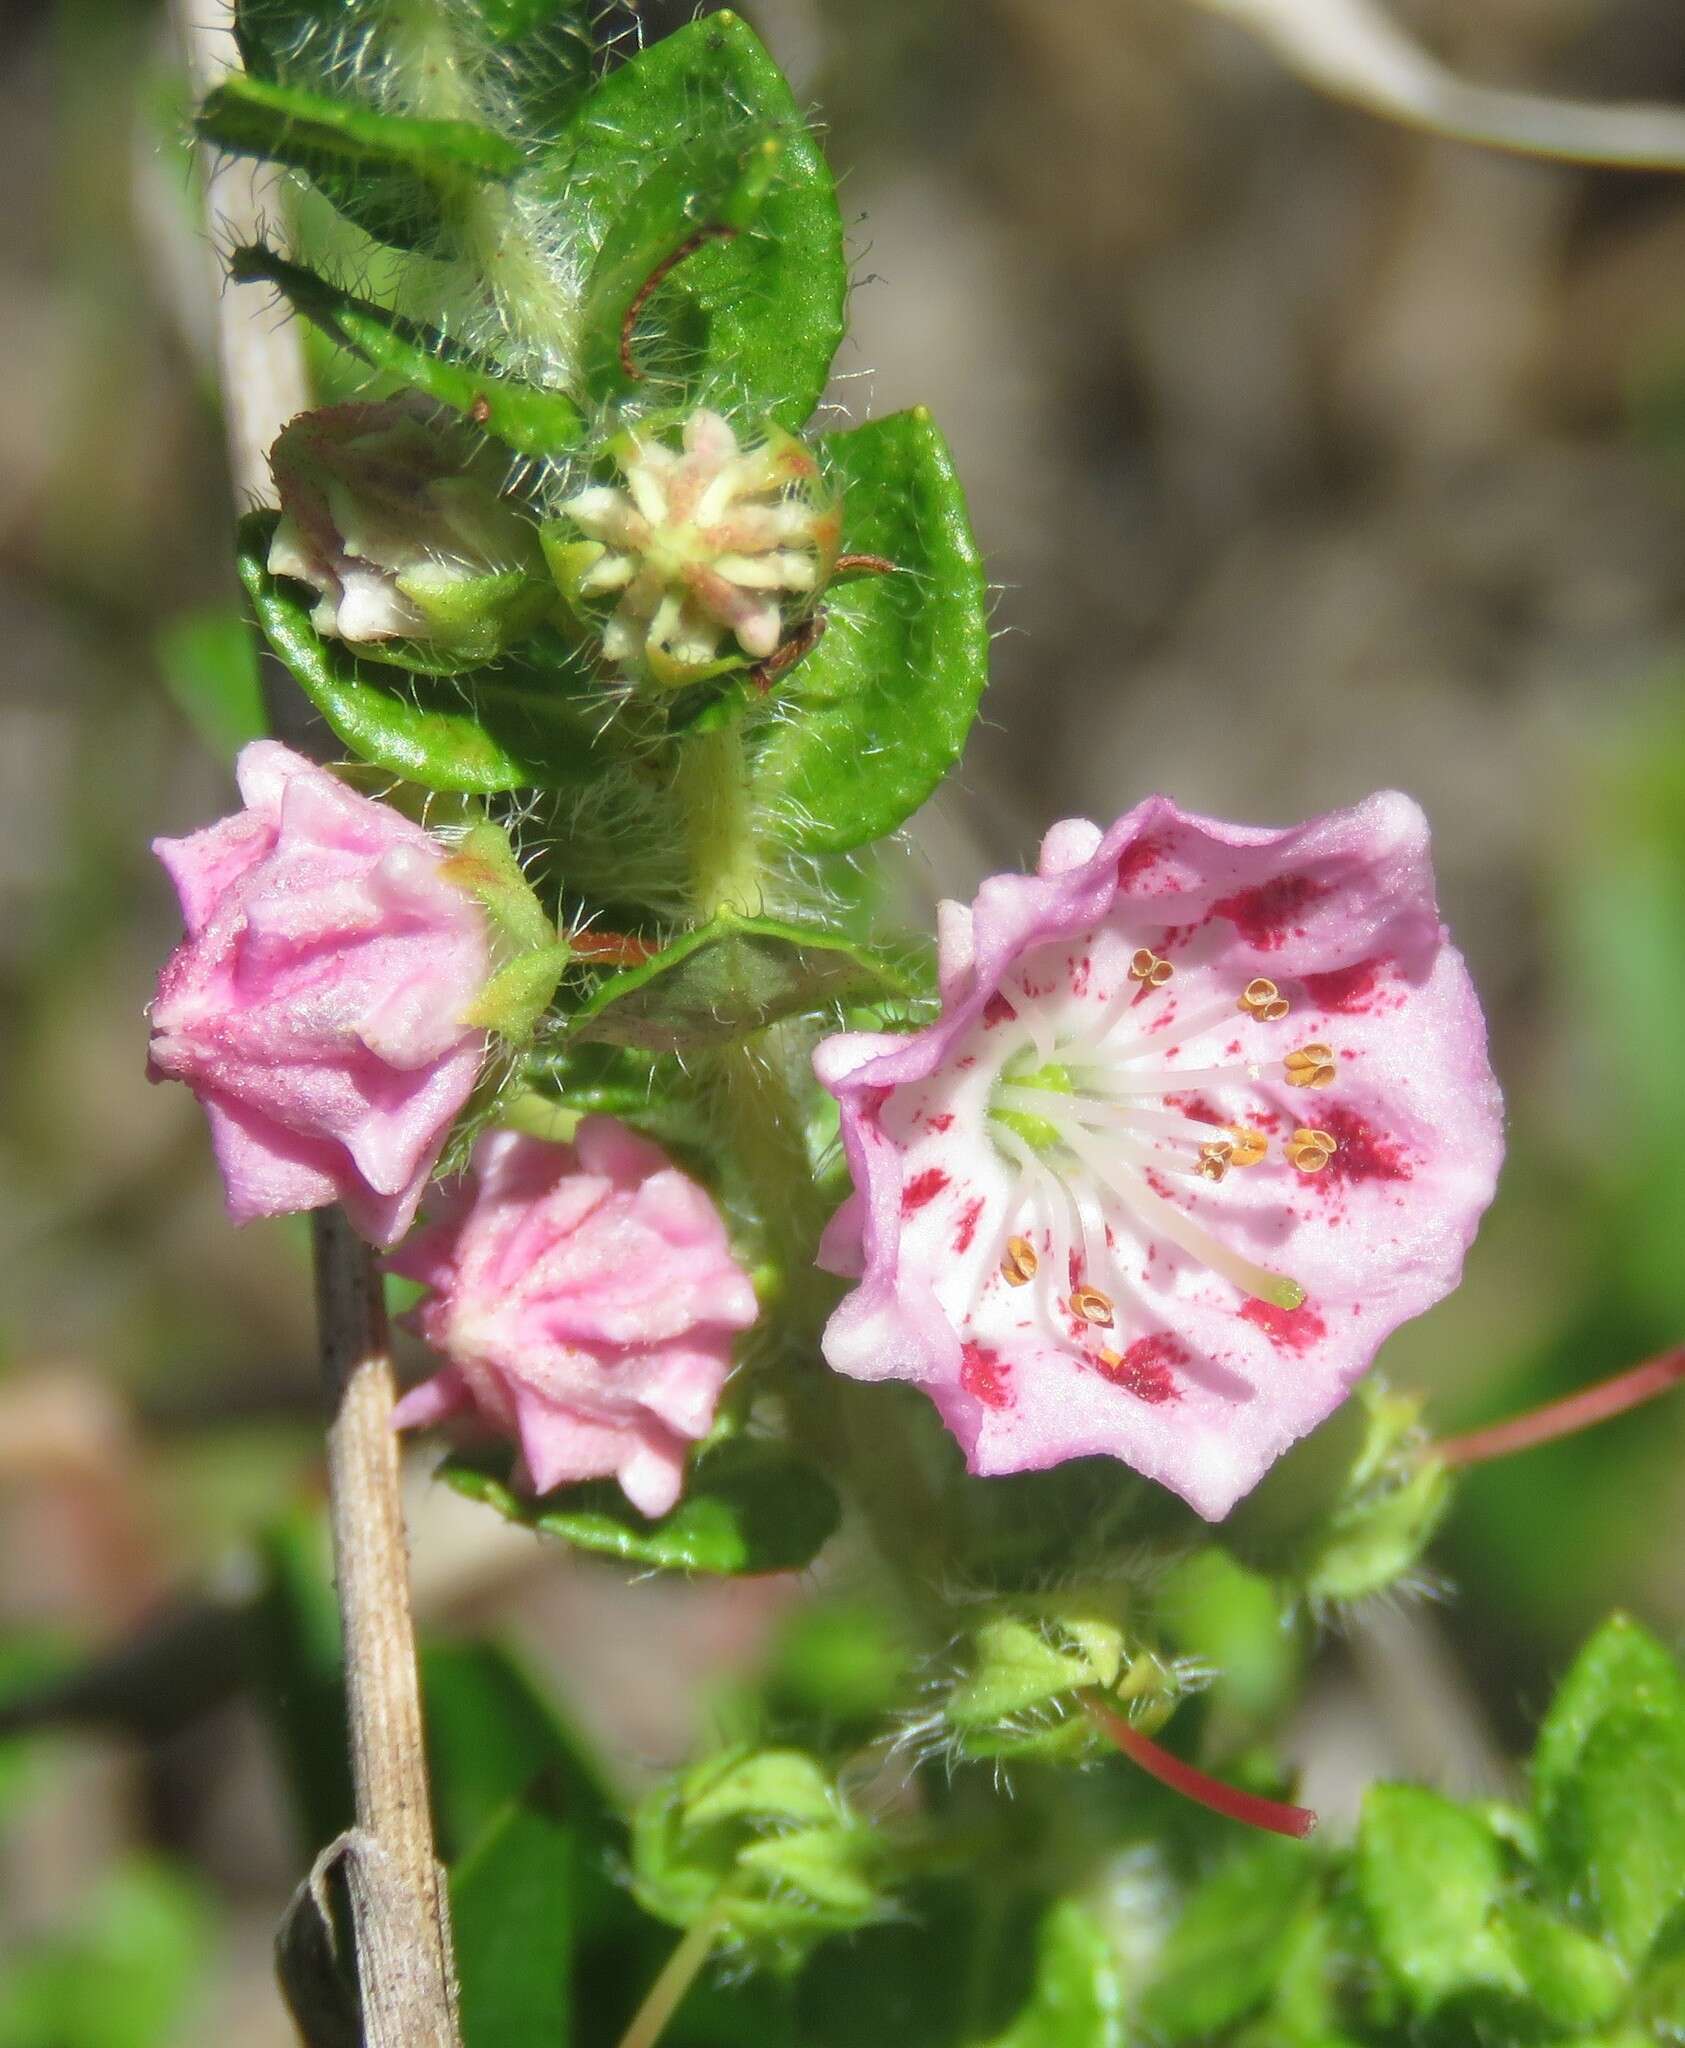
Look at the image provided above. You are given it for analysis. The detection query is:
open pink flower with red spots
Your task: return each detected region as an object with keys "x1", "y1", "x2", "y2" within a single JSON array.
[
  {"x1": 814, "y1": 794, "x2": 1503, "y2": 1520},
  {"x1": 149, "y1": 743, "x2": 491, "y2": 1248},
  {"x1": 390, "y1": 1121, "x2": 759, "y2": 1518}
]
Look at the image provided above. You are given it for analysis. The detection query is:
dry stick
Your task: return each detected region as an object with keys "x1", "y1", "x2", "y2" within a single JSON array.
[{"x1": 176, "y1": 5, "x2": 462, "y2": 2040}]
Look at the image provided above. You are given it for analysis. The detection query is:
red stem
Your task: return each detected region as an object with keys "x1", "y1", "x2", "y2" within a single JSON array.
[
  {"x1": 1082, "y1": 1695, "x2": 1317, "y2": 1840},
  {"x1": 1430, "y1": 1347, "x2": 1685, "y2": 1470},
  {"x1": 620, "y1": 226, "x2": 738, "y2": 382},
  {"x1": 567, "y1": 928, "x2": 657, "y2": 967}
]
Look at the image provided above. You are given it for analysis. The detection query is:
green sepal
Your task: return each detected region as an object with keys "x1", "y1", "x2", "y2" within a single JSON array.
[
  {"x1": 229, "y1": 245, "x2": 585, "y2": 457},
  {"x1": 1224, "y1": 1378, "x2": 1452, "y2": 1611},
  {"x1": 754, "y1": 409, "x2": 989, "y2": 854},
  {"x1": 536, "y1": 11, "x2": 846, "y2": 425},
  {"x1": 440, "y1": 1437, "x2": 841, "y2": 1576},
  {"x1": 570, "y1": 911, "x2": 929, "y2": 1054},
  {"x1": 440, "y1": 822, "x2": 572, "y2": 1045},
  {"x1": 238, "y1": 511, "x2": 613, "y2": 793}
]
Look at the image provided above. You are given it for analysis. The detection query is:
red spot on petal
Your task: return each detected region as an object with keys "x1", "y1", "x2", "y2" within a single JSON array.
[
  {"x1": 1212, "y1": 873, "x2": 1328, "y2": 950},
  {"x1": 983, "y1": 992, "x2": 1017, "y2": 1028},
  {"x1": 927, "y1": 1113, "x2": 955, "y2": 1133},
  {"x1": 953, "y1": 1197, "x2": 985, "y2": 1253},
  {"x1": 960, "y1": 1342, "x2": 1012, "y2": 1409},
  {"x1": 1167, "y1": 1092, "x2": 1225, "y2": 1126},
  {"x1": 1300, "y1": 957, "x2": 1385, "y2": 1014},
  {"x1": 1316, "y1": 1104, "x2": 1412, "y2": 1186},
  {"x1": 1096, "y1": 1334, "x2": 1184, "y2": 1403},
  {"x1": 1241, "y1": 1298, "x2": 1327, "y2": 1351},
  {"x1": 1117, "y1": 834, "x2": 1167, "y2": 887},
  {"x1": 901, "y1": 1167, "x2": 950, "y2": 1214}
]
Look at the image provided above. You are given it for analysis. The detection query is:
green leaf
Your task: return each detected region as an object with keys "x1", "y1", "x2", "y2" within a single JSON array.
[
  {"x1": 1574, "y1": 1702, "x2": 1685, "y2": 1963},
  {"x1": 754, "y1": 410, "x2": 989, "y2": 854},
  {"x1": 155, "y1": 607, "x2": 267, "y2": 762},
  {"x1": 236, "y1": 0, "x2": 596, "y2": 152},
  {"x1": 200, "y1": 74, "x2": 522, "y2": 183},
  {"x1": 1357, "y1": 1784, "x2": 1524, "y2": 2015},
  {"x1": 1142, "y1": 1837, "x2": 1320, "y2": 2040},
  {"x1": 450, "y1": 1803, "x2": 577, "y2": 2048},
  {"x1": 1534, "y1": 1613, "x2": 1685, "y2": 1859},
  {"x1": 422, "y1": 1638, "x2": 614, "y2": 1862},
  {"x1": 238, "y1": 511, "x2": 613, "y2": 792},
  {"x1": 244, "y1": 1512, "x2": 354, "y2": 1854},
  {"x1": 537, "y1": 12, "x2": 846, "y2": 424},
  {"x1": 980, "y1": 1899, "x2": 1124, "y2": 2048},
  {"x1": 0, "y1": 1859, "x2": 215, "y2": 2048},
  {"x1": 571, "y1": 911, "x2": 928, "y2": 1054},
  {"x1": 441, "y1": 1437, "x2": 841, "y2": 1575},
  {"x1": 229, "y1": 246, "x2": 584, "y2": 457},
  {"x1": 1501, "y1": 1899, "x2": 1628, "y2": 2032}
]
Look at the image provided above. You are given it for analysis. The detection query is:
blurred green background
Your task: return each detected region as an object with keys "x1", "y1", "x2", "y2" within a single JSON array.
[{"x1": 7, "y1": 0, "x2": 1685, "y2": 2035}]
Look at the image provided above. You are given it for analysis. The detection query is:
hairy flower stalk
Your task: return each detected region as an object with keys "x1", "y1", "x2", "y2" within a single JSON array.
[{"x1": 816, "y1": 794, "x2": 1504, "y2": 1519}]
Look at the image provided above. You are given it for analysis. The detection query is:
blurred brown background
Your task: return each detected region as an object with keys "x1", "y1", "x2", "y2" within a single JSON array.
[{"x1": 7, "y1": 0, "x2": 1685, "y2": 2034}]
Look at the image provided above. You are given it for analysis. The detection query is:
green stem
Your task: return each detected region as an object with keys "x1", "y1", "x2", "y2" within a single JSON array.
[
  {"x1": 675, "y1": 722, "x2": 762, "y2": 920},
  {"x1": 385, "y1": 0, "x2": 581, "y2": 374},
  {"x1": 615, "y1": 1909, "x2": 725, "y2": 2048}
]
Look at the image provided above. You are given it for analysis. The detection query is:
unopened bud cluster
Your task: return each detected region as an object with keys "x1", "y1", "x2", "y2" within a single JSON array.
[
  {"x1": 632, "y1": 1747, "x2": 887, "y2": 1965},
  {"x1": 545, "y1": 408, "x2": 840, "y2": 687}
]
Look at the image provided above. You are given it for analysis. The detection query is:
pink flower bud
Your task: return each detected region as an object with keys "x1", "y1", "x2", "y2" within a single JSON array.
[
  {"x1": 390, "y1": 1121, "x2": 760, "y2": 1517},
  {"x1": 148, "y1": 742, "x2": 491, "y2": 1248}
]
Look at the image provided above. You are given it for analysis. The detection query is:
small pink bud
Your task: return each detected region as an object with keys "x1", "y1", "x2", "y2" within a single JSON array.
[
  {"x1": 390, "y1": 1121, "x2": 760, "y2": 1517},
  {"x1": 147, "y1": 742, "x2": 492, "y2": 1248}
]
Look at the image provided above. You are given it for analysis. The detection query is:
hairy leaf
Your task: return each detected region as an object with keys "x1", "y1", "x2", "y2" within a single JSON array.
[
  {"x1": 1574, "y1": 1702, "x2": 1685, "y2": 1963},
  {"x1": 571, "y1": 912, "x2": 927, "y2": 1053},
  {"x1": 536, "y1": 12, "x2": 846, "y2": 424},
  {"x1": 755, "y1": 409, "x2": 989, "y2": 854},
  {"x1": 441, "y1": 1438, "x2": 841, "y2": 1575},
  {"x1": 230, "y1": 246, "x2": 584, "y2": 457}
]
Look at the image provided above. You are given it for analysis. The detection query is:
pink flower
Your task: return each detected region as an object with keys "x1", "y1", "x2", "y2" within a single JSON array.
[
  {"x1": 149, "y1": 742, "x2": 491, "y2": 1248},
  {"x1": 390, "y1": 1121, "x2": 760, "y2": 1517},
  {"x1": 814, "y1": 794, "x2": 1503, "y2": 1521}
]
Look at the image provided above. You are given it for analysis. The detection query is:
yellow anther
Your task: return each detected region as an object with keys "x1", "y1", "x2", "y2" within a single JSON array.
[
  {"x1": 1129, "y1": 948, "x2": 1175, "y2": 987},
  {"x1": 1070, "y1": 1285, "x2": 1115, "y2": 1327},
  {"x1": 1225, "y1": 1125, "x2": 1269, "y2": 1167},
  {"x1": 1196, "y1": 1140, "x2": 1234, "y2": 1183},
  {"x1": 1284, "y1": 1043, "x2": 1337, "y2": 1089},
  {"x1": 1287, "y1": 1127, "x2": 1338, "y2": 1173},
  {"x1": 1001, "y1": 1236, "x2": 1039, "y2": 1287},
  {"x1": 1238, "y1": 977, "x2": 1291, "y2": 1022}
]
